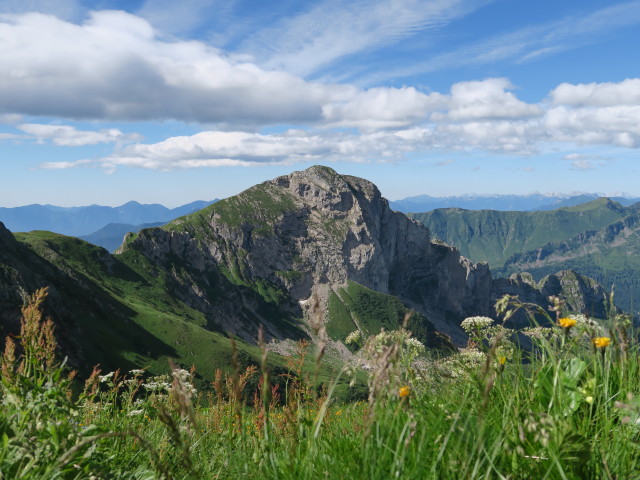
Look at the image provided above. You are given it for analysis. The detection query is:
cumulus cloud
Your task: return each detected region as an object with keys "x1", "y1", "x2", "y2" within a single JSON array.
[
  {"x1": 0, "y1": 11, "x2": 347, "y2": 125},
  {"x1": 18, "y1": 124, "x2": 142, "y2": 146},
  {"x1": 434, "y1": 78, "x2": 541, "y2": 121},
  {"x1": 72, "y1": 128, "x2": 427, "y2": 171},
  {"x1": 551, "y1": 78, "x2": 640, "y2": 106},
  {"x1": 322, "y1": 87, "x2": 446, "y2": 129},
  {"x1": 545, "y1": 105, "x2": 640, "y2": 148},
  {"x1": 0, "y1": 10, "x2": 449, "y2": 132},
  {"x1": 34, "y1": 76, "x2": 640, "y2": 171}
]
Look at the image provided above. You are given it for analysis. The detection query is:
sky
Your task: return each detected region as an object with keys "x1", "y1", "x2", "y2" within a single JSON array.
[{"x1": 1, "y1": 0, "x2": 640, "y2": 207}]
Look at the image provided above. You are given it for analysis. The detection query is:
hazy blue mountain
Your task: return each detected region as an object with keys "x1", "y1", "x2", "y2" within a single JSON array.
[
  {"x1": 390, "y1": 193, "x2": 640, "y2": 213},
  {"x1": 0, "y1": 200, "x2": 218, "y2": 236}
]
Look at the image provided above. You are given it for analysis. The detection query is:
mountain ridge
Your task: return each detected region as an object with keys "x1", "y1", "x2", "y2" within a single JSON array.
[
  {"x1": 0, "y1": 166, "x2": 617, "y2": 380},
  {"x1": 391, "y1": 193, "x2": 640, "y2": 213}
]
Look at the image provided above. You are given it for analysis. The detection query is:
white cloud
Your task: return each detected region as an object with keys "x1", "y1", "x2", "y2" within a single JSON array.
[
  {"x1": 434, "y1": 78, "x2": 541, "y2": 121},
  {"x1": 0, "y1": 11, "x2": 444, "y2": 131},
  {"x1": 18, "y1": 124, "x2": 142, "y2": 146},
  {"x1": 80, "y1": 129, "x2": 425, "y2": 171},
  {"x1": 0, "y1": 11, "x2": 346, "y2": 125},
  {"x1": 562, "y1": 153, "x2": 610, "y2": 171},
  {"x1": 550, "y1": 78, "x2": 640, "y2": 106},
  {"x1": 39, "y1": 159, "x2": 90, "y2": 169},
  {"x1": 0, "y1": 133, "x2": 21, "y2": 140},
  {"x1": 569, "y1": 159, "x2": 597, "y2": 171},
  {"x1": 545, "y1": 105, "x2": 640, "y2": 148},
  {"x1": 32, "y1": 76, "x2": 640, "y2": 170},
  {"x1": 432, "y1": 120, "x2": 540, "y2": 154},
  {"x1": 322, "y1": 87, "x2": 446, "y2": 129}
]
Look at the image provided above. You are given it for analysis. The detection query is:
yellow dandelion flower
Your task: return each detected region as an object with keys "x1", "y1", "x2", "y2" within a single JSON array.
[
  {"x1": 592, "y1": 337, "x2": 612, "y2": 349},
  {"x1": 399, "y1": 386, "x2": 410, "y2": 398},
  {"x1": 498, "y1": 356, "x2": 507, "y2": 365},
  {"x1": 559, "y1": 317, "x2": 577, "y2": 329}
]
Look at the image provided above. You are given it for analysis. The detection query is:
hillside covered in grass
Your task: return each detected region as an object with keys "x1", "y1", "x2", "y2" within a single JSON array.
[{"x1": 410, "y1": 198, "x2": 635, "y2": 268}]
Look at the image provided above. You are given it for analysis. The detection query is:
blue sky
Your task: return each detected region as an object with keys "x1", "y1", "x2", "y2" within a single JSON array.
[{"x1": 1, "y1": 0, "x2": 640, "y2": 207}]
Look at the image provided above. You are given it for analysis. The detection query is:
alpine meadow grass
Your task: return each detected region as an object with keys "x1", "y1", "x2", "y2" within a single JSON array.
[{"x1": 2, "y1": 289, "x2": 640, "y2": 478}]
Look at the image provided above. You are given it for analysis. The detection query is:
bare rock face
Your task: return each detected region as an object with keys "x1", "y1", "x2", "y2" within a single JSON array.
[
  {"x1": 119, "y1": 166, "x2": 612, "y2": 344},
  {"x1": 120, "y1": 166, "x2": 496, "y2": 342}
]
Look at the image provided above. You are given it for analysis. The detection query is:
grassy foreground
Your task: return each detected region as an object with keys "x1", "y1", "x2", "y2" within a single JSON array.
[{"x1": 2, "y1": 289, "x2": 640, "y2": 479}]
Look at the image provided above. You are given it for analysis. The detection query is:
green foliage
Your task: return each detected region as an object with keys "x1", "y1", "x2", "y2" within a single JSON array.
[
  {"x1": 326, "y1": 281, "x2": 452, "y2": 350},
  {"x1": 167, "y1": 182, "x2": 297, "y2": 236},
  {"x1": 12, "y1": 230, "x2": 282, "y2": 381},
  {"x1": 3, "y1": 291, "x2": 640, "y2": 478}
]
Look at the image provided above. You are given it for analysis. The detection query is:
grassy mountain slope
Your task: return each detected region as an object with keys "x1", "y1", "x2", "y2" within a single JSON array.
[
  {"x1": 3, "y1": 229, "x2": 292, "y2": 383},
  {"x1": 498, "y1": 212, "x2": 640, "y2": 313},
  {"x1": 410, "y1": 198, "x2": 633, "y2": 268},
  {"x1": 326, "y1": 281, "x2": 454, "y2": 350}
]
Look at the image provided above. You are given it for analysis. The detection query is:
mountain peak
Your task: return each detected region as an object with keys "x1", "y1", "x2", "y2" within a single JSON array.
[{"x1": 271, "y1": 165, "x2": 381, "y2": 203}]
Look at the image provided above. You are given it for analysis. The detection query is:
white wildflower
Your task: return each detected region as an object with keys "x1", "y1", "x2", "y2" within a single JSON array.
[
  {"x1": 460, "y1": 316, "x2": 494, "y2": 333},
  {"x1": 171, "y1": 368, "x2": 197, "y2": 399},
  {"x1": 98, "y1": 372, "x2": 115, "y2": 383},
  {"x1": 404, "y1": 337, "x2": 426, "y2": 355}
]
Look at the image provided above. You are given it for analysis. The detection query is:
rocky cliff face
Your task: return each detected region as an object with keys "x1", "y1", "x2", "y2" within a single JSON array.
[
  {"x1": 120, "y1": 166, "x2": 607, "y2": 344},
  {"x1": 0, "y1": 167, "x2": 615, "y2": 366}
]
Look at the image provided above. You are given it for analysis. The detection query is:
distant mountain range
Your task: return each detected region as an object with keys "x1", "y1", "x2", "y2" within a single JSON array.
[
  {"x1": 0, "y1": 200, "x2": 218, "y2": 237},
  {"x1": 391, "y1": 193, "x2": 640, "y2": 213},
  {"x1": 79, "y1": 222, "x2": 166, "y2": 252}
]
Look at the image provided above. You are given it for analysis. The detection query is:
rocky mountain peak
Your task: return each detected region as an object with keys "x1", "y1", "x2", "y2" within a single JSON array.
[{"x1": 117, "y1": 166, "x2": 613, "y2": 345}]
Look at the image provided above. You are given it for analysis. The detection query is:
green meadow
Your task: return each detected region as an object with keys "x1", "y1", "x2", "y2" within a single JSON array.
[{"x1": 2, "y1": 288, "x2": 640, "y2": 479}]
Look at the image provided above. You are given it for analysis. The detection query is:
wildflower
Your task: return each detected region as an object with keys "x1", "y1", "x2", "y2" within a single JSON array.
[
  {"x1": 558, "y1": 317, "x2": 577, "y2": 329},
  {"x1": 404, "y1": 337, "x2": 426, "y2": 355},
  {"x1": 592, "y1": 337, "x2": 612, "y2": 349},
  {"x1": 345, "y1": 330, "x2": 362, "y2": 345},
  {"x1": 460, "y1": 316, "x2": 494, "y2": 333},
  {"x1": 498, "y1": 356, "x2": 507, "y2": 365},
  {"x1": 98, "y1": 372, "x2": 115, "y2": 383},
  {"x1": 399, "y1": 386, "x2": 410, "y2": 398}
]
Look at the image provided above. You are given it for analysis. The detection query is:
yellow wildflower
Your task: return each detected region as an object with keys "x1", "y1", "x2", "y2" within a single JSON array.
[
  {"x1": 399, "y1": 386, "x2": 410, "y2": 398},
  {"x1": 559, "y1": 317, "x2": 577, "y2": 329},
  {"x1": 498, "y1": 356, "x2": 507, "y2": 365},
  {"x1": 592, "y1": 337, "x2": 612, "y2": 349}
]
